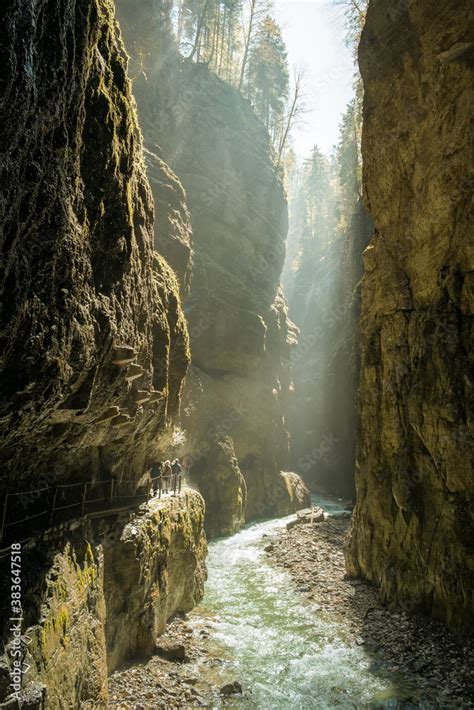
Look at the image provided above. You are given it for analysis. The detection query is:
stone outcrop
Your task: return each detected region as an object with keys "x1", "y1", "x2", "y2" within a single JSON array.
[
  {"x1": 0, "y1": 0, "x2": 190, "y2": 494},
  {"x1": 144, "y1": 149, "x2": 193, "y2": 297},
  {"x1": 346, "y1": 0, "x2": 474, "y2": 631},
  {"x1": 116, "y1": 0, "x2": 309, "y2": 534},
  {"x1": 0, "y1": 492, "x2": 206, "y2": 708},
  {"x1": 105, "y1": 492, "x2": 206, "y2": 670},
  {"x1": 284, "y1": 202, "x2": 372, "y2": 498},
  {"x1": 189, "y1": 436, "x2": 247, "y2": 539}
]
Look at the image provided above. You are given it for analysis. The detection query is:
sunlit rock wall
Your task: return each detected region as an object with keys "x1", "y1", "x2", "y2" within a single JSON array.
[
  {"x1": 116, "y1": 0, "x2": 309, "y2": 534},
  {"x1": 0, "y1": 0, "x2": 189, "y2": 493},
  {"x1": 346, "y1": 0, "x2": 474, "y2": 631},
  {"x1": 0, "y1": 492, "x2": 206, "y2": 708}
]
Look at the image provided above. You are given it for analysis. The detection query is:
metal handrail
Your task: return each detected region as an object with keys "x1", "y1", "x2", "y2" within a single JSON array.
[
  {"x1": 0, "y1": 471, "x2": 183, "y2": 545},
  {"x1": 3, "y1": 510, "x2": 49, "y2": 527}
]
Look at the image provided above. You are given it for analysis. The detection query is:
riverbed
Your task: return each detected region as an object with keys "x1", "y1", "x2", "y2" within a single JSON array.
[
  {"x1": 109, "y1": 496, "x2": 473, "y2": 708},
  {"x1": 183, "y1": 499, "x2": 415, "y2": 708}
]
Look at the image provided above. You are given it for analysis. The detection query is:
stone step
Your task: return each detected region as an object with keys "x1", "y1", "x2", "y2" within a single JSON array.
[{"x1": 111, "y1": 345, "x2": 136, "y2": 366}]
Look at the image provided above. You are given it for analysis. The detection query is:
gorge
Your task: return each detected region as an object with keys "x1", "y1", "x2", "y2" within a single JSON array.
[{"x1": 0, "y1": 0, "x2": 472, "y2": 707}]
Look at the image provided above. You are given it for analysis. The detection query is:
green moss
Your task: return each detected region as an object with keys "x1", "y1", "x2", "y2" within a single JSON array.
[{"x1": 77, "y1": 544, "x2": 98, "y2": 589}]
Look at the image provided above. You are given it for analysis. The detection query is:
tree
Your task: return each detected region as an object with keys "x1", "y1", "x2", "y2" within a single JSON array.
[
  {"x1": 238, "y1": 0, "x2": 268, "y2": 90},
  {"x1": 171, "y1": 0, "x2": 295, "y2": 158},
  {"x1": 246, "y1": 16, "x2": 289, "y2": 135},
  {"x1": 303, "y1": 146, "x2": 337, "y2": 250},
  {"x1": 188, "y1": 0, "x2": 213, "y2": 60},
  {"x1": 336, "y1": 99, "x2": 362, "y2": 220},
  {"x1": 333, "y1": 0, "x2": 368, "y2": 58},
  {"x1": 276, "y1": 68, "x2": 306, "y2": 167}
]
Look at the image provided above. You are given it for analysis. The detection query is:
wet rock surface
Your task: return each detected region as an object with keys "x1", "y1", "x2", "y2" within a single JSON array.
[{"x1": 268, "y1": 516, "x2": 474, "y2": 708}]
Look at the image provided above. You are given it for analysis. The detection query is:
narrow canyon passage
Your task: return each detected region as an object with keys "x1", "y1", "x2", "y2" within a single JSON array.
[{"x1": 0, "y1": 0, "x2": 472, "y2": 707}]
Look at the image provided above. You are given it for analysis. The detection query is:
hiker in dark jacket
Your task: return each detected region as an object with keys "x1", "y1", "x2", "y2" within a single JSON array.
[
  {"x1": 171, "y1": 459, "x2": 182, "y2": 495},
  {"x1": 162, "y1": 460, "x2": 172, "y2": 493},
  {"x1": 150, "y1": 461, "x2": 162, "y2": 496}
]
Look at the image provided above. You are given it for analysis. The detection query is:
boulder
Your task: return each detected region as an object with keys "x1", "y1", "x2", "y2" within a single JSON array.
[
  {"x1": 220, "y1": 681, "x2": 243, "y2": 695},
  {"x1": 154, "y1": 641, "x2": 187, "y2": 662}
]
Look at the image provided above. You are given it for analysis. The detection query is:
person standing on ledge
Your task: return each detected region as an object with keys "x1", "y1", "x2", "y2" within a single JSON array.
[
  {"x1": 150, "y1": 460, "x2": 162, "y2": 497},
  {"x1": 162, "y1": 460, "x2": 172, "y2": 494},
  {"x1": 171, "y1": 458, "x2": 182, "y2": 495}
]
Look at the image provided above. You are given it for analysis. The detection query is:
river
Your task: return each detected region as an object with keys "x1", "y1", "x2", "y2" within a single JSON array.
[{"x1": 186, "y1": 495, "x2": 418, "y2": 709}]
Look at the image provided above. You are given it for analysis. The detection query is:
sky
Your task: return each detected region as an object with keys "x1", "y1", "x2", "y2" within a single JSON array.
[{"x1": 274, "y1": 0, "x2": 355, "y2": 158}]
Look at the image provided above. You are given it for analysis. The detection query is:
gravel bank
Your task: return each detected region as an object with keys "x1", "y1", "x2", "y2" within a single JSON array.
[
  {"x1": 266, "y1": 514, "x2": 474, "y2": 708},
  {"x1": 108, "y1": 617, "x2": 219, "y2": 708}
]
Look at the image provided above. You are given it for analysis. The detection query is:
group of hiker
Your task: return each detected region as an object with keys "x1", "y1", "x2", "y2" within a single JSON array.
[{"x1": 150, "y1": 459, "x2": 183, "y2": 497}]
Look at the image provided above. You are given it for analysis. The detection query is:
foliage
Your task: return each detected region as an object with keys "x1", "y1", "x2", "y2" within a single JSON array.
[
  {"x1": 336, "y1": 98, "x2": 362, "y2": 222},
  {"x1": 171, "y1": 0, "x2": 294, "y2": 153},
  {"x1": 287, "y1": 94, "x2": 364, "y2": 264},
  {"x1": 246, "y1": 15, "x2": 289, "y2": 135}
]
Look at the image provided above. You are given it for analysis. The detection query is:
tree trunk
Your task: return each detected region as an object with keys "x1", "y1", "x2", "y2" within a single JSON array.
[{"x1": 238, "y1": 0, "x2": 256, "y2": 91}]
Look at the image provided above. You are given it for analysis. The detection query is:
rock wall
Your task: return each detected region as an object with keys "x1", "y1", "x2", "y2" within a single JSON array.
[
  {"x1": 0, "y1": 0, "x2": 190, "y2": 493},
  {"x1": 104, "y1": 492, "x2": 206, "y2": 671},
  {"x1": 346, "y1": 0, "x2": 474, "y2": 631},
  {"x1": 284, "y1": 202, "x2": 372, "y2": 498},
  {"x1": 116, "y1": 0, "x2": 309, "y2": 535},
  {"x1": 0, "y1": 0, "x2": 206, "y2": 706},
  {"x1": 0, "y1": 492, "x2": 206, "y2": 708}
]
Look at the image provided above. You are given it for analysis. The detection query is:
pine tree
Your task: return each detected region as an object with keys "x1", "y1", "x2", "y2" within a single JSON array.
[
  {"x1": 246, "y1": 16, "x2": 289, "y2": 136},
  {"x1": 336, "y1": 99, "x2": 362, "y2": 223}
]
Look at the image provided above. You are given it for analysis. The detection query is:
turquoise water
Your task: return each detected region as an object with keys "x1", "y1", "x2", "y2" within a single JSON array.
[{"x1": 188, "y1": 497, "x2": 419, "y2": 709}]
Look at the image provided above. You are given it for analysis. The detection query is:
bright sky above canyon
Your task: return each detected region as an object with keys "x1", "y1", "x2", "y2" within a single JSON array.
[{"x1": 274, "y1": 0, "x2": 355, "y2": 157}]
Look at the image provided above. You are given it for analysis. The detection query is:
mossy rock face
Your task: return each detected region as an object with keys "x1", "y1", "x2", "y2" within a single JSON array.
[
  {"x1": 103, "y1": 491, "x2": 207, "y2": 672},
  {"x1": 346, "y1": 0, "x2": 474, "y2": 631},
  {"x1": 0, "y1": 493, "x2": 207, "y2": 707},
  {"x1": 3, "y1": 538, "x2": 108, "y2": 709},
  {"x1": 0, "y1": 0, "x2": 189, "y2": 491}
]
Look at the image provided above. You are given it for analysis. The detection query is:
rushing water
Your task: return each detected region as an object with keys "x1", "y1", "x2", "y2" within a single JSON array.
[{"x1": 188, "y1": 496, "x2": 420, "y2": 709}]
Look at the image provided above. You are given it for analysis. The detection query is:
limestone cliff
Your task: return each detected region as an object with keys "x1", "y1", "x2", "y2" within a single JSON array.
[
  {"x1": 0, "y1": 492, "x2": 206, "y2": 708},
  {"x1": 346, "y1": 0, "x2": 474, "y2": 631},
  {"x1": 0, "y1": 0, "x2": 190, "y2": 494},
  {"x1": 116, "y1": 0, "x2": 309, "y2": 534},
  {"x1": 284, "y1": 202, "x2": 372, "y2": 498}
]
